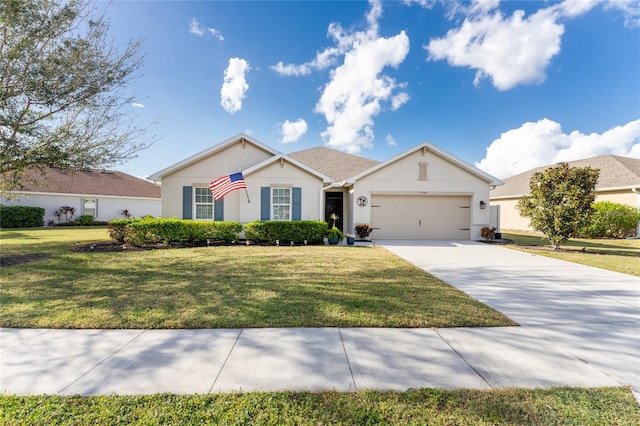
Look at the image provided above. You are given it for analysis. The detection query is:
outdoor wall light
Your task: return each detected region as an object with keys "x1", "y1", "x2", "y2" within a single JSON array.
[{"x1": 479, "y1": 201, "x2": 487, "y2": 209}]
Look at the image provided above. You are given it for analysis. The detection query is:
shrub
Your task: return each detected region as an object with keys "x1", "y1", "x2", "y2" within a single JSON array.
[
  {"x1": 107, "y1": 218, "x2": 138, "y2": 243},
  {"x1": 244, "y1": 220, "x2": 327, "y2": 245},
  {"x1": 109, "y1": 218, "x2": 243, "y2": 246},
  {"x1": 481, "y1": 226, "x2": 496, "y2": 240},
  {"x1": 75, "y1": 215, "x2": 95, "y2": 226},
  {"x1": 354, "y1": 224, "x2": 373, "y2": 240},
  {"x1": 578, "y1": 201, "x2": 640, "y2": 239},
  {"x1": 0, "y1": 205, "x2": 45, "y2": 228}
]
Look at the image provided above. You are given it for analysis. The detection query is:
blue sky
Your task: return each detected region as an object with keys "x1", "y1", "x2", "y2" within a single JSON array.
[{"x1": 102, "y1": 0, "x2": 640, "y2": 180}]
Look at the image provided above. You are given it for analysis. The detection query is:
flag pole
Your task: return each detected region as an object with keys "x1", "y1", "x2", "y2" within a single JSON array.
[{"x1": 245, "y1": 188, "x2": 251, "y2": 203}]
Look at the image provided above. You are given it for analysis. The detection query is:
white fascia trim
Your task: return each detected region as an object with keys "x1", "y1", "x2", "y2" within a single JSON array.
[
  {"x1": 4, "y1": 191, "x2": 160, "y2": 200},
  {"x1": 345, "y1": 141, "x2": 504, "y2": 186},
  {"x1": 243, "y1": 153, "x2": 333, "y2": 183},
  {"x1": 491, "y1": 185, "x2": 640, "y2": 200},
  {"x1": 147, "y1": 133, "x2": 281, "y2": 180}
]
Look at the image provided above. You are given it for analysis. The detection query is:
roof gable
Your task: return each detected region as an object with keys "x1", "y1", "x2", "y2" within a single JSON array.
[
  {"x1": 243, "y1": 153, "x2": 333, "y2": 183},
  {"x1": 348, "y1": 142, "x2": 503, "y2": 185},
  {"x1": 491, "y1": 155, "x2": 640, "y2": 198},
  {"x1": 288, "y1": 147, "x2": 379, "y2": 182},
  {"x1": 7, "y1": 167, "x2": 161, "y2": 198},
  {"x1": 148, "y1": 133, "x2": 280, "y2": 180}
]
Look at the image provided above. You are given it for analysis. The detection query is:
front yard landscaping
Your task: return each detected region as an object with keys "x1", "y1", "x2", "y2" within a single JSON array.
[{"x1": 0, "y1": 227, "x2": 514, "y2": 329}]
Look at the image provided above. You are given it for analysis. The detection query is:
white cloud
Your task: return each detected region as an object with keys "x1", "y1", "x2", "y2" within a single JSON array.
[
  {"x1": 425, "y1": 1, "x2": 600, "y2": 91},
  {"x1": 189, "y1": 18, "x2": 224, "y2": 41},
  {"x1": 132, "y1": 102, "x2": 145, "y2": 108},
  {"x1": 279, "y1": 119, "x2": 308, "y2": 144},
  {"x1": 385, "y1": 134, "x2": 397, "y2": 146},
  {"x1": 475, "y1": 118, "x2": 640, "y2": 178},
  {"x1": 220, "y1": 58, "x2": 250, "y2": 114},
  {"x1": 605, "y1": 0, "x2": 640, "y2": 28}
]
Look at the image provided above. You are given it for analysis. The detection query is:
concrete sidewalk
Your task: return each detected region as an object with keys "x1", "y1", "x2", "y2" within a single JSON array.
[
  {"x1": 0, "y1": 326, "x2": 623, "y2": 395},
  {"x1": 1, "y1": 241, "x2": 638, "y2": 396}
]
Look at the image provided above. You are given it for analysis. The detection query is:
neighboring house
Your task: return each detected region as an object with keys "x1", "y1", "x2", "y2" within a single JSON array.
[
  {"x1": 148, "y1": 134, "x2": 502, "y2": 240},
  {"x1": 490, "y1": 155, "x2": 640, "y2": 231},
  {"x1": 1, "y1": 167, "x2": 161, "y2": 225}
]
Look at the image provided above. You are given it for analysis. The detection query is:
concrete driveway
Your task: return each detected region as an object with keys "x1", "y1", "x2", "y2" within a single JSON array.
[{"x1": 380, "y1": 240, "x2": 640, "y2": 392}]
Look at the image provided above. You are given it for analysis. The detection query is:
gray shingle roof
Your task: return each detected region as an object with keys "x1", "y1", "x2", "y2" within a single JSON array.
[
  {"x1": 491, "y1": 155, "x2": 640, "y2": 198},
  {"x1": 288, "y1": 147, "x2": 380, "y2": 182},
  {"x1": 11, "y1": 167, "x2": 161, "y2": 198}
]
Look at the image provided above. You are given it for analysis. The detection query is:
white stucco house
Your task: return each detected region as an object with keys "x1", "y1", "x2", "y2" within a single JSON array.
[
  {"x1": 1, "y1": 167, "x2": 161, "y2": 225},
  {"x1": 148, "y1": 134, "x2": 503, "y2": 240}
]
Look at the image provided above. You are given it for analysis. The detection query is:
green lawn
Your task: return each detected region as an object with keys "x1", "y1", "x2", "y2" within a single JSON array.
[
  {"x1": 501, "y1": 230, "x2": 640, "y2": 276},
  {"x1": 0, "y1": 227, "x2": 514, "y2": 329},
  {"x1": 2, "y1": 388, "x2": 639, "y2": 425}
]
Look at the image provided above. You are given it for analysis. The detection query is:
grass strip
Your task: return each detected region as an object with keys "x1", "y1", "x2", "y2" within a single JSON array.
[
  {"x1": 1, "y1": 387, "x2": 639, "y2": 425},
  {"x1": 501, "y1": 230, "x2": 640, "y2": 277}
]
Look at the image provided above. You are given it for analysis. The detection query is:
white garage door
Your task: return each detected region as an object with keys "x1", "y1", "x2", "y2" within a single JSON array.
[{"x1": 370, "y1": 195, "x2": 471, "y2": 239}]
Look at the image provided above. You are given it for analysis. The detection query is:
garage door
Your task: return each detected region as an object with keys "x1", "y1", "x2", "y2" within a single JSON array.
[{"x1": 370, "y1": 195, "x2": 470, "y2": 239}]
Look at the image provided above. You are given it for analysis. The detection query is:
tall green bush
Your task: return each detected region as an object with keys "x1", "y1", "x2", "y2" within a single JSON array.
[
  {"x1": 107, "y1": 218, "x2": 242, "y2": 245},
  {"x1": 244, "y1": 220, "x2": 327, "y2": 244},
  {"x1": 0, "y1": 205, "x2": 45, "y2": 228},
  {"x1": 578, "y1": 201, "x2": 640, "y2": 238}
]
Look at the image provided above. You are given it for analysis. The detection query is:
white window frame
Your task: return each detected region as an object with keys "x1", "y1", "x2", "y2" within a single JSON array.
[
  {"x1": 82, "y1": 198, "x2": 98, "y2": 217},
  {"x1": 271, "y1": 187, "x2": 291, "y2": 221},
  {"x1": 194, "y1": 187, "x2": 213, "y2": 220}
]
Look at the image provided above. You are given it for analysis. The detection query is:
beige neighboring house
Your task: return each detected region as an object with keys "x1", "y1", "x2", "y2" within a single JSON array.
[
  {"x1": 490, "y1": 155, "x2": 640, "y2": 231},
  {"x1": 148, "y1": 133, "x2": 503, "y2": 240},
  {"x1": 1, "y1": 167, "x2": 161, "y2": 225}
]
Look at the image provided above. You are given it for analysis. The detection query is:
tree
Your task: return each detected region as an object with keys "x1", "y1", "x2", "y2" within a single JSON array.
[
  {"x1": 516, "y1": 162, "x2": 600, "y2": 249},
  {"x1": 0, "y1": 0, "x2": 154, "y2": 194}
]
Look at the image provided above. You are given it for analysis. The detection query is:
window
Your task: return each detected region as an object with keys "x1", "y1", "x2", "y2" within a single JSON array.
[
  {"x1": 82, "y1": 199, "x2": 97, "y2": 217},
  {"x1": 194, "y1": 187, "x2": 213, "y2": 220},
  {"x1": 271, "y1": 188, "x2": 291, "y2": 221}
]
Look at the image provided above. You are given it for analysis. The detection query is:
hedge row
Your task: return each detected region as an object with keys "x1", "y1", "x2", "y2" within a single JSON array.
[
  {"x1": 108, "y1": 218, "x2": 242, "y2": 245},
  {"x1": 108, "y1": 218, "x2": 329, "y2": 246},
  {"x1": 244, "y1": 220, "x2": 327, "y2": 244},
  {"x1": 0, "y1": 205, "x2": 45, "y2": 228},
  {"x1": 578, "y1": 201, "x2": 640, "y2": 239}
]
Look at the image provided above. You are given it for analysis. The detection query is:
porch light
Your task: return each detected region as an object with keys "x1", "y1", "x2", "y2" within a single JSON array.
[{"x1": 479, "y1": 201, "x2": 487, "y2": 209}]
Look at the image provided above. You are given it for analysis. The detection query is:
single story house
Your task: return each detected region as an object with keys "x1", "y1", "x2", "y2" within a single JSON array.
[
  {"x1": 1, "y1": 167, "x2": 161, "y2": 225},
  {"x1": 490, "y1": 155, "x2": 640, "y2": 231},
  {"x1": 148, "y1": 134, "x2": 503, "y2": 240}
]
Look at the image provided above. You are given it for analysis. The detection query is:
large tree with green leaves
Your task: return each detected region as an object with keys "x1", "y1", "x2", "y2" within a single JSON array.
[
  {"x1": 517, "y1": 162, "x2": 600, "y2": 249},
  {"x1": 0, "y1": 0, "x2": 153, "y2": 194}
]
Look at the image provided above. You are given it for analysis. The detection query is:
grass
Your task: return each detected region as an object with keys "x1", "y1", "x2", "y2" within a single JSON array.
[
  {"x1": 502, "y1": 230, "x2": 640, "y2": 277},
  {"x1": 1, "y1": 388, "x2": 639, "y2": 425},
  {"x1": 0, "y1": 227, "x2": 514, "y2": 329}
]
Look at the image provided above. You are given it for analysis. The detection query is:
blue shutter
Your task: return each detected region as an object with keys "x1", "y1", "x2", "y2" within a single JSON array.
[
  {"x1": 214, "y1": 198, "x2": 224, "y2": 221},
  {"x1": 292, "y1": 187, "x2": 301, "y2": 220},
  {"x1": 260, "y1": 187, "x2": 270, "y2": 221},
  {"x1": 182, "y1": 186, "x2": 192, "y2": 219}
]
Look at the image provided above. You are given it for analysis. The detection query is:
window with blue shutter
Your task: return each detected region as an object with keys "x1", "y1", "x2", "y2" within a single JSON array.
[
  {"x1": 214, "y1": 198, "x2": 224, "y2": 221},
  {"x1": 292, "y1": 187, "x2": 301, "y2": 220},
  {"x1": 260, "y1": 187, "x2": 270, "y2": 221},
  {"x1": 182, "y1": 186, "x2": 193, "y2": 219}
]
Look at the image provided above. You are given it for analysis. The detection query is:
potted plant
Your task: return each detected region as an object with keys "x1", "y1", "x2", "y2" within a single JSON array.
[
  {"x1": 327, "y1": 226, "x2": 344, "y2": 244},
  {"x1": 354, "y1": 224, "x2": 373, "y2": 241},
  {"x1": 345, "y1": 233, "x2": 355, "y2": 245}
]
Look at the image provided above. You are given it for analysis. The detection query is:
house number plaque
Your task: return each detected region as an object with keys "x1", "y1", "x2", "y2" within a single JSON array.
[{"x1": 356, "y1": 196, "x2": 368, "y2": 207}]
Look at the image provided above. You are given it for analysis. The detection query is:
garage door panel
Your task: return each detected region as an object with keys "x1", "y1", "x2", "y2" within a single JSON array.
[{"x1": 371, "y1": 195, "x2": 470, "y2": 240}]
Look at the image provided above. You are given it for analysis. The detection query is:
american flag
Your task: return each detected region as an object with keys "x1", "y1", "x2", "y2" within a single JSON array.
[{"x1": 209, "y1": 172, "x2": 246, "y2": 200}]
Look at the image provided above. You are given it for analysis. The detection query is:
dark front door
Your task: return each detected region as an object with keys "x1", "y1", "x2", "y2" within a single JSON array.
[{"x1": 325, "y1": 192, "x2": 344, "y2": 232}]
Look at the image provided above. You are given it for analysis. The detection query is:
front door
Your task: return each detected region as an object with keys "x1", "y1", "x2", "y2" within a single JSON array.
[{"x1": 325, "y1": 192, "x2": 344, "y2": 232}]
